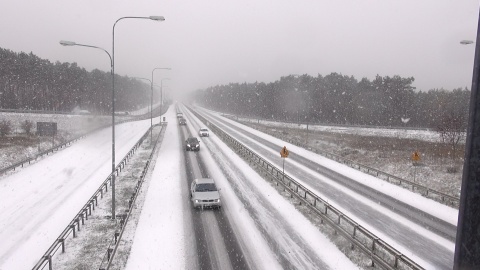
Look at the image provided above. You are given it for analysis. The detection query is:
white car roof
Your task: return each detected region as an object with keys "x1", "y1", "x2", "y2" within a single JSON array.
[{"x1": 195, "y1": 178, "x2": 215, "y2": 184}]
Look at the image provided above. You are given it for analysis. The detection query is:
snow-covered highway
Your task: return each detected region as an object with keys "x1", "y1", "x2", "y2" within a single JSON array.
[
  {"x1": 126, "y1": 106, "x2": 358, "y2": 269},
  {"x1": 192, "y1": 106, "x2": 458, "y2": 269},
  {"x1": 0, "y1": 104, "x2": 459, "y2": 269}
]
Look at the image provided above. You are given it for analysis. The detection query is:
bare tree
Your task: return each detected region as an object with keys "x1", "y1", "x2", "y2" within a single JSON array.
[{"x1": 436, "y1": 112, "x2": 467, "y2": 159}]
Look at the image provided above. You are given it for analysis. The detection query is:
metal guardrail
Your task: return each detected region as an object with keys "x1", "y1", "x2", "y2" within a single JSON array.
[
  {"x1": 98, "y1": 122, "x2": 167, "y2": 270},
  {"x1": 0, "y1": 107, "x2": 165, "y2": 176},
  {"x1": 223, "y1": 113, "x2": 460, "y2": 208},
  {"x1": 244, "y1": 126, "x2": 460, "y2": 208},
  {"x1": 189, "y1": 107, "x2": 425, "y2": 270},
  {"x1": 31, "y1": 124, "x2": 163, "y2": 270},
  {"x1": 0, "y1": 135, "x2": 88, "y2": 175}
]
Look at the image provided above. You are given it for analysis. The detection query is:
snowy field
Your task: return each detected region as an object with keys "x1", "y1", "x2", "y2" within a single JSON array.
[{"x1": 232, "y1": 116, "x2": 449, "y2": 143}]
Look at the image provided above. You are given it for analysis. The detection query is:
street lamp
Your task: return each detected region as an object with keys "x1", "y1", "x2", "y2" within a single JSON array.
[
  {"x1": 133, "y1": 77, "x2": 151, "y2": 113},
  {"x1": 61, "y1": 15, "x2": 164, "y2": 220},
  {"x1": 151, "y1": 68, "x2": 171, "y2": 128},
  {"x1": 460, "y1": 40, "x2": 474, "y2": 45},
  {"x1": 160, "y1": 78, "x2": 170, "y2": 116},
  {"x1": 133, "y1": 76, "x2": 156, "y2": 144},
  {"x1": 60, "y1": 41, "x2": 112, "y2": 67},
  {"x1": 108, "y1": 16, "x2": 164, "y2": 219}
]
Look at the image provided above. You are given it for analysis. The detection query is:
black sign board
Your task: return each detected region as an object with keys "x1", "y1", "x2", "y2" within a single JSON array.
[{"x1": 37, "y1": 122, "x2": 57, "y2": 136}]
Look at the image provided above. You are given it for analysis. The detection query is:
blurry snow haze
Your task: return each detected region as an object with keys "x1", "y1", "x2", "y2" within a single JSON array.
[{"x1": 0, "y1": 0, "x2": 478, "y2": 98}]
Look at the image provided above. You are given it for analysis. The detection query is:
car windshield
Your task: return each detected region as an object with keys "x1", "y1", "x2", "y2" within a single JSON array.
[
  {"x1": 200, "y1": 129, "x2": 208, "y2": 132},
  {"x1": 187, "y1": 138, "x2": 198, "y2": 144},
  {"x1": 195, "y1": 183, "x2": 217, "y2": 192}
]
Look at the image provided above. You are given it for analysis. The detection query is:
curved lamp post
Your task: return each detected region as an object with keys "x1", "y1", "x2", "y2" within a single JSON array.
[
  {"x1": 152, "y1": 68, "x2": 171, "y2": 126},
  {"x1": 106, "y1": 16, "x2": 165, "y2": 219},
  {"x1": 62, "y1": 15, "x2": 165, "y2": 221},
  {"x1": 160, "y1": 78, "x2": 171, "y2": 118},
  {"x1": 134, "y1": 76, "x2": 155, "y2": 144}
]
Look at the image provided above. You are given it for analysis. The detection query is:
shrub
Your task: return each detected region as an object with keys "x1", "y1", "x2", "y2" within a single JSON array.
[
  {"x1": 0, "y1": 120, "x2": 12, "y2": 136},
  {"x1": 21, "y1": 120, "x2": 34, "y2": 135}
]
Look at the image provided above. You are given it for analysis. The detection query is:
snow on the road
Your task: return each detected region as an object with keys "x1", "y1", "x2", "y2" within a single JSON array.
[
  {"x1": 201, "y1": 107, "x2": 458, "y2": 225},
  {"x1": 196, "y1": 107, "x2": 457, "y2": 269},
  {"x1": 1, "y1": 104, "x2": 457, "y2": 270},
  {"x1": 0, "y1": 118, "x2": 152, "y2": 270},
  {"x1": 125, "y1": 108, "x2": 187, "y2": 270},
  {"x1": 184, "y1": 106, "x2": 360, "y2": 269}
]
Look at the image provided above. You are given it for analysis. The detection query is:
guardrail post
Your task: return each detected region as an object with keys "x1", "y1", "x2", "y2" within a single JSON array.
[
  {"x1": 81, "y1": 212, "x2": 85, "y2": 224},
  {"x1": 107, "y1": 248, "x2": 113, "y2": 261},
  {"x1": 76, "y1": 218, "x2": 81, "y2": 231},
  {"x1": 70, "y1": 224, "x2": 76, "y2": 238},
  {"x1": 114, "y1": 232, "x2": 120, "y2": 244},
  {"x1": 44, "y1": 255, "x2": 52, "y2": 270},
  {"x1": 60, "y1": 238, "x2": 65, "y2": 253}
]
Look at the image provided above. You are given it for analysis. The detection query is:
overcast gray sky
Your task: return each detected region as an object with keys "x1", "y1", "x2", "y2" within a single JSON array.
[{"x1": 1, "y1": 0, "x2": 478, "y2": 98}]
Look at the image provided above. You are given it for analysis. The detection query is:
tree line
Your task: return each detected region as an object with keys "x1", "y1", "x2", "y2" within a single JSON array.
[
  {"x1": 195, "y1": 73, "x2": 470, "y2": 130},
  {"x1": 0, "y1": 48, "x2": 153, "y2": 113}
]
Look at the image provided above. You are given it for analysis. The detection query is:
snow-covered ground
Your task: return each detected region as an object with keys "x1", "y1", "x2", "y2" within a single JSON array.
[
  {"x1": 0, "y1": 105, "x2": 460, "y2": 269},
  {"x1": 0, "y1": 117, "x2": 152, "y2": 269}
]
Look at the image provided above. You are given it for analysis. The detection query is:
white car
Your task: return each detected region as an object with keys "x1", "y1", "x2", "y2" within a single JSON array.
[
  {"x1": 199, "y1": 128, "x2": 209, "y2": 137},
  {"x1": 190, "y1": 178, "x2": 221, "y2": 209}
]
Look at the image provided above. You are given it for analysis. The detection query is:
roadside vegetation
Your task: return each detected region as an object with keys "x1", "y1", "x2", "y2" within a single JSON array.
[{"x1": 241, "y1": 120, "x2": 464, "y2": 199}]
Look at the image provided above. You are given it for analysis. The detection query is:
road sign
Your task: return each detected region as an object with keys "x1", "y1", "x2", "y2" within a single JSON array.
[
  {"x1": 412, "y1": 151, "x2": 421, "y2": 162},
  {"x1": 37, "y1": 122, "x2": 57, "y2": 136},
  {"x1": 280, "y1": 146, "x2": 289, "y2": 158}
]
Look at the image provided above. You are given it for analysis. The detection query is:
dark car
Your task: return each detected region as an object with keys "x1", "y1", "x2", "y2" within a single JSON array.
[
  {"x1": 185, "y1": 137, "x2": 200, "y2": 151},
  {"x1": 179, "y1": 117, "x2": 186, "y2": 125}
]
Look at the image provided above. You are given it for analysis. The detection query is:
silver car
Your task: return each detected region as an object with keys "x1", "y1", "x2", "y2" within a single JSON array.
[
  {"x1": 190, "y1": 178, "x2": 221, "y2": 209},
  {"x1": 199, "y1": 128, "x2": 209, "y2": 137}
]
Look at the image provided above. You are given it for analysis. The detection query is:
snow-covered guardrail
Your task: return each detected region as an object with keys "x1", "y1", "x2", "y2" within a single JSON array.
[
  {"x1": 31, "y1": 124, "x2": 162, "y2": 270},
  {"x1": 189, "y1": 107, "x2": 425, "y2": 270},
  {"x1": 1, "y1": 107, "x2": 166, "y2": 176},
  {"x1": 250, "y1": 127, "x2": 460, "y2": 208},
  {"x1": 0, "y1": 134, "x2": 88, "y2": 175},
  {"x1": 97, "y1": 122, "x2": 167, "y2": 270}
]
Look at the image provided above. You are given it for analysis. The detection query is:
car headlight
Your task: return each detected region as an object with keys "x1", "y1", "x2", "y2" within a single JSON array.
[
  {"x1": 195, "y1": 200, "x2": 200, "y2": 203},
  {"x1": 214, "y1": 199, "x2": 220, "y2": 203},
  {"x1": 195, "y1": 144, "x2": 199, "y2": 147},
  {"x1": 187, "y1": 144, "x2": 191, "y2": 147}
]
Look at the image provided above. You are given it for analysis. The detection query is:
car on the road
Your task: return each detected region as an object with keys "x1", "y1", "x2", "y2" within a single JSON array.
[
  {"x1": 190, "y1": 178, "x2": 221, "y2": 209},
  {"x1": 177, "y1": 112, "x2": 183, "y2": 119},
  {"x1": 179, "y1": 117, "x2": 186, "y2": 125},
  {"x1": 185, "y1": 137, "x2": 200, "y2": 151},
  {"x1": 199, "y1": 128, "x2": 209, "y2": 137}
]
